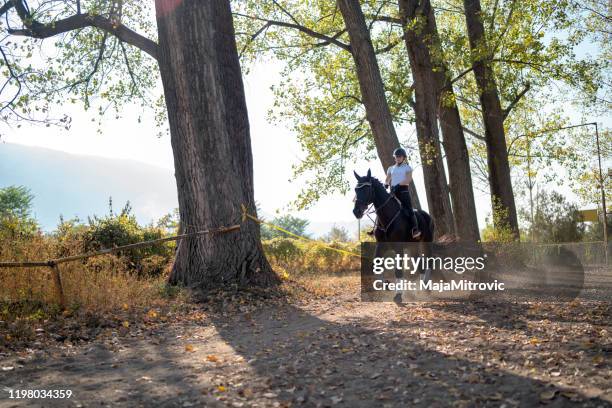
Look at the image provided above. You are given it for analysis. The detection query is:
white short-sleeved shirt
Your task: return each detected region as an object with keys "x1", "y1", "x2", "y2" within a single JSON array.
[{"x1": 387, "y1": 163, "x2": 413, "y2": 186}]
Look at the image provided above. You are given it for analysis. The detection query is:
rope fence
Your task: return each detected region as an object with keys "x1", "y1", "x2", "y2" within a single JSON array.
[
  {"x1": 0, "y1": 224, "x2": 241, "y2": 308},
  {"x1": 0, "y1": 205, "x2": 362, "y2": 309},
  {"x1": 1, "y1": 204, "x2": 609, "y2": 309},
  {"x1": 240, "y1": 204, "x2": 362, "y2": 259}
]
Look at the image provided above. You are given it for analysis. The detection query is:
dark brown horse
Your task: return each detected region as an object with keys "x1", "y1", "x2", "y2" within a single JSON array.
[
  {"x1": 352, "y1": 169, "x2": 434, "y2": 301},
  {"x1": 352, "y1": 169, "x2": 434, "y2": 243}
]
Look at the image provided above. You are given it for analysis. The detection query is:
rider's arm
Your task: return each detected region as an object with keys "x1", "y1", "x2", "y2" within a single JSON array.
[
  {"x1": 403, "y1": 166, "x2": 413, "y2": 185},
  {"x1": 385, "y1": 167, "x2": 392, "y2": 186},
  {"x1": 405, "y1": 171, "x2": 413, "y2": 185}
]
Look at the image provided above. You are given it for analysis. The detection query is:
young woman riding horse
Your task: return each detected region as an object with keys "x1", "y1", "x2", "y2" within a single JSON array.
[
  {"x1": 352, "y1": 149, "x2": 433, "y2": 243},
  {"x1": 385, "y1": 148, "x2": 421, "y2": 239},
  {"x1": 352, "y1": 158, "x2": 435, "y2": 301}
]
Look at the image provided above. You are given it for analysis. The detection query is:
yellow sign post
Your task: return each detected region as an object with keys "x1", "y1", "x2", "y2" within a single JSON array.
[{"x1": 579, "y1": 209, "x2": 599, "y2": 223}]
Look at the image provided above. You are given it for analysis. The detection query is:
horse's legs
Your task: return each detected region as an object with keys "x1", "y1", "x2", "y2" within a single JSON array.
[
  {"x1": 393, "y1": 244, "x2": 405, "y2": 304},
  {"x1": 420, "y1": 241, "x2": 432, "y2": 285}
]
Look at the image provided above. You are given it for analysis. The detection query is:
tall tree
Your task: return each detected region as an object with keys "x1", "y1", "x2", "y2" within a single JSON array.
[
  {"x1": 425, "y1": 2, "x2": 481, "y2": 242},
  {"x1": 462, "y1": 0, "x2": 519, "y2": 238},
  {"x1": 389, "y1": 0, "x2": 455, "y2": 236},
  {"x1": 0, "y1": 185, "x2": 34, "y2": 219},
  {"x1": 156, "y1": 0, "x2": 275, "y2": 287},
  {"x1": 435, "y1": 0, "x2": 605, "y2": 239},
  {"x1": 399, "y1": 0, "x2": 480, "y2": 239},
  {"x1": 1, "y1": 0, "x2": 277, "y2": 288},
  {"x1": 236, "y1": 0, "x2": 423, "y2": 210},
  {"x1": 335, "y1": 0, "x2": 424, "y2": 211}
]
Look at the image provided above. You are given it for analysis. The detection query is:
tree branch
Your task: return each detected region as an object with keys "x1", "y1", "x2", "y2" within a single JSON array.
[
  {"x1": 491, "y1": 0, "x2": 517, "y2": 56},
  {"x1": 7, "y1": 6, "x2": 158, "y2": 60},
  {"x1": 313, "y1": 29, "x2": 347, "y2": 47},
  {"x1": 449, "y1": 66, "x2": 475, "y2": 85},
  {"x1": 365, "y1": 15, "x2": 402, "y2": 24},
  {"x1": 462, "y1": 126, "x2": 486, "y2": 142},
  {"x1": 119, "y1": 40, "x2": 137, "y2": 96},
  {"x1": 375, "y1": 38, "x2": 402, "y2": 54},
  {"x1": 272, "y1": 0, "x2": 300, "y2": 25},
  {"x1": 239, "y1": 21, "x2": 271, "y2": 58},
  {"x1": 233, "y1": 13, "x2": 351, "y2": 52},
  {"x1": 502, "y1": 82, "x2": 530, "y2": 121},
  {"x1": 0, "y1": 45, "x2": 22, "y2": 113},
  {"x1": 0, "y1": 1, "x2": 13, "y2": 18}
]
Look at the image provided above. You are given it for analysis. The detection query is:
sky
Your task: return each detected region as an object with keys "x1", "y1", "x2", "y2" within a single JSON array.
[
  {"x1": 1, "y1": 62, "x2": 391, "y2": 237},
  {"x1": 0, "y1": 44, "x2": 609, "y2": 238}
]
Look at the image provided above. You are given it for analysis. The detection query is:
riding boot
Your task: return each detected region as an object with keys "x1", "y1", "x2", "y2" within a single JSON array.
[
  {"x1": 402, "y1": 208, "x2": 421, "y2": 239},
  {"x1": 395, "y1": 187, "x2": 421, "y2": 239}
]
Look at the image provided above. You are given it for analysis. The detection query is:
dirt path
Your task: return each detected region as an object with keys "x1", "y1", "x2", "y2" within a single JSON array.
[{"x1": 1, "y1": 279, "x2": 611, "y2": 408}]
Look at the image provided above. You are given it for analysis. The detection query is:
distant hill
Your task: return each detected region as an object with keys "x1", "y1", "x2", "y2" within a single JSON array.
[
  {"x1": 0, "y1": 143, "x2": 178, "y2": 231},
  {"x1": 0, "y1": 143, "x2": 356, "y2": 237}
]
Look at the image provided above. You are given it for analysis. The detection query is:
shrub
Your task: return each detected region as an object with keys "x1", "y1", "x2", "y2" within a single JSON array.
[
  {"x1": 80, "y1": 201, "x2": 174, "y2": 277},
  {"x1": 262, "y1": 238, "x2": 360, "y2": 275}
]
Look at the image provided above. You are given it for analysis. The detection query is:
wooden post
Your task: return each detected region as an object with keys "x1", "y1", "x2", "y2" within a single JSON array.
[
  {"x1": 49, "y1": 263, "x2": 66, "y2": 309},
  {"x1": 595, "y1": 123, "x2": 608, "y2": 265}
]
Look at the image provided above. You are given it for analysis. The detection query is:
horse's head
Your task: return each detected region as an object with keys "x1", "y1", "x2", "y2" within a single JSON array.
[{"x1": 352, "y1": 169, "x2": 374, "y2": 219}]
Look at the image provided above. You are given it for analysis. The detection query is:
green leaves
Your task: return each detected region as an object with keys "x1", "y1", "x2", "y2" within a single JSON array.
[
  {"x1": 235, "y1": 0, "x2": 412, "y2": 209},
  {"x1": 0, "y1": 0, "x2": 160, "y2": 131}
]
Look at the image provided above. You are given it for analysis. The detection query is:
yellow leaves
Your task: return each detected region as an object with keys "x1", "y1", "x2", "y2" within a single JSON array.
[
  {"x1": 465, "y1": 373, "x2": 481, "y2": 383},
  {"x1": 122, "y1": 303, "x2": 129, "y2": 311},
  {"x1": 581, "y1": 339, "x2": 595, "y2": 349},
  {"x1": 340, "y1": 347, "x2": 352, "y2": 353},
  {"x1": 147, "y1": 310, "x2": 158, "y2": 319},
  {"x1": 560, "y1": 390, "x2": 580, "y2": 401},
  {"x1": 122, "y1": 321, "x2": 129, "y2": 328},
  {"x1": 486, "y1": 392, "x2": 503, "y2": 401},
  {"x1": 539, "y1": 389, "x2": 557, "y2": 402},
  {"x1": 184, "y1": 344, "x2": 195, "y2": 352},
  {"x1": 529, "y1": 337, "x2": 540, "y2": 345},
  {"x1": 216, "y1": 385, "x2": 226, "y2": 392},
  {"x1": 206, "y1": 355, "x2": 219, "y2": 362}
]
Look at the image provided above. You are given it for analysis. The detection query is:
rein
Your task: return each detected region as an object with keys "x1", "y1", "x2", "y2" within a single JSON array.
[{"x1": 356, "y1": 181, "x2": 401, "y2": 234}]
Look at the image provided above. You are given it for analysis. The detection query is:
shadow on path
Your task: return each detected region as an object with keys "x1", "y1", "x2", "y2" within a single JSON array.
[{"x1": 212, "y1": 298, "x2": 612, "y2": 407}]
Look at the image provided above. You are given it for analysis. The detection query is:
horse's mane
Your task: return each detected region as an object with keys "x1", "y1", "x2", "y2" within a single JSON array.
[{"x1": 368, "y1": 177, "x2": 386, "y2": 191}]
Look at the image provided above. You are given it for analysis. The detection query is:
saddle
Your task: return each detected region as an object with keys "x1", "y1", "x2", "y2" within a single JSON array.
[{"x1": 366, "y1": 195, "x2": 415, "y2": 236}]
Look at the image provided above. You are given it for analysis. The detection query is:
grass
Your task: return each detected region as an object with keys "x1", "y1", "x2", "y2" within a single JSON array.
[{"x1": 0, "y1": 234, "x2": 361, "y2": 351}]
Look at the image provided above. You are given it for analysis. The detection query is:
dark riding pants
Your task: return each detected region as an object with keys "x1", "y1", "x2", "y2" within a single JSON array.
[{"x1": 392, "y1": 185, "x2": 419, "y2": 230}]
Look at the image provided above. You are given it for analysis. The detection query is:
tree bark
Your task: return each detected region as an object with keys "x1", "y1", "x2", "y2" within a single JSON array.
[
  {"x1": 463, "y1": 0, "x2": 519, "y2": 239},
  {"x1": 337, "y1": 0, "x2": 429, "y2": 215},
  {"x1": 399, "y1": 0, "x2": 480, "y2": 242},
  {"x1": 394, "y1": 0, "x2": 456, "y2": 237},
  {"x1": 155, "y1": 0, "x2": 277, "y2": 288}
]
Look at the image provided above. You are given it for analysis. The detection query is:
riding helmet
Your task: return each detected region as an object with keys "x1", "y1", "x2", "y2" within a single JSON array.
[{"x1": 393, "y1": 147, "x2": 407, "y2": 158}]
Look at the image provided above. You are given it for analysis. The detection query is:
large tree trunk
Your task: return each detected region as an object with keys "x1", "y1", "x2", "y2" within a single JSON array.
[
  {"x1": 337, "y1": 0, "x2": 431, "y2": 215},
  {"x1": 399, "y1": 0, "x2": 480, "y2": 242},
  {"x1": 395, "y1": 0, "x2": 455, "y2": 237},
  {"x1": 155, "y1": 0, "x2": 277, "y2": 288},
  {"x1": 463, "y1": 0, "x2": 519, "y2": 239}
]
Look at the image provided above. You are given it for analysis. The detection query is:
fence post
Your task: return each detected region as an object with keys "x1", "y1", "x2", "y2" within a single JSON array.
[{"x1": 49, "y1": 262, "x2": 66, "y2": 309}]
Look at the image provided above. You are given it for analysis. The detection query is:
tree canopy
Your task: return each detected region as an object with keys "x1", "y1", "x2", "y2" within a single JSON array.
[{"x1": 234, "y1": 0, "x2": 609, "y2": 223}]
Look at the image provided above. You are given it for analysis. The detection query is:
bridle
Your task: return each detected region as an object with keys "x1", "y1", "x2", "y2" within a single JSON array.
[
  {"x1": 354, "y1": 181, "x2": 374, "y2": 208},
  {"x1": 354, "y1": 180, "x2": 401, "y2": 234}
]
